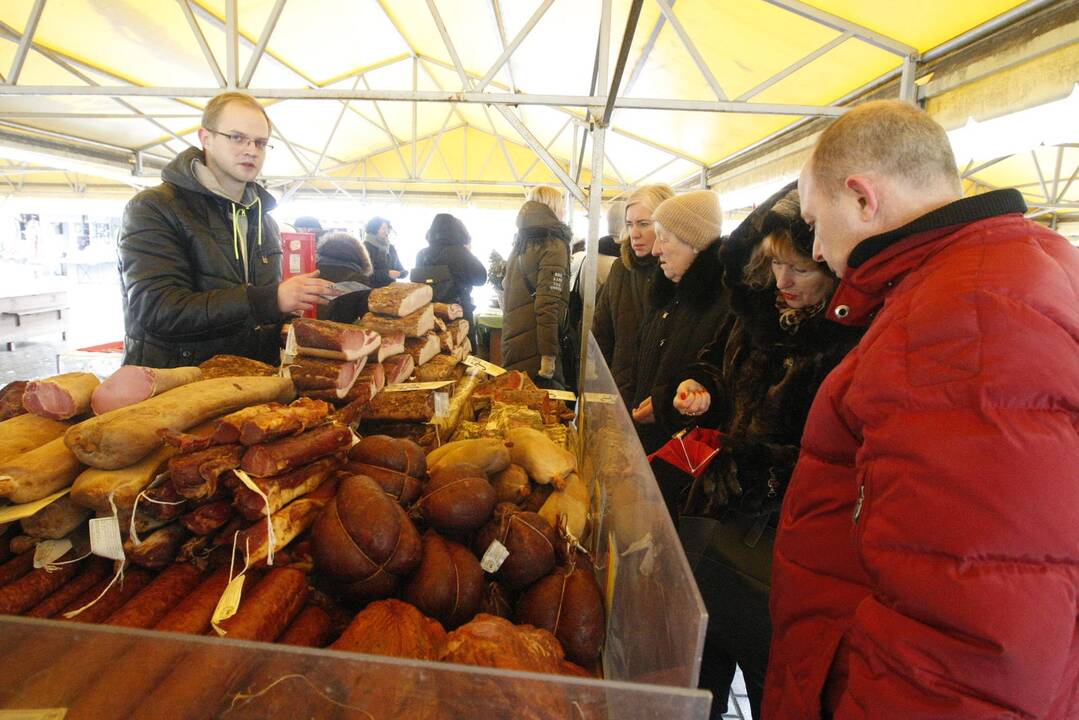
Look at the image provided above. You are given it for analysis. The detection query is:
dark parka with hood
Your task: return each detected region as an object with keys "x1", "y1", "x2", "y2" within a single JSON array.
[
  {"x1": 316, "y1": 232, "x2": 373, "y2": 323},
  {"x1": 118, "y1": 146, "x2": 283, "y2": 368},
  {"x1": 414, "y1": 213, "x2": 487, "y2": 327},
  {"x1": 502, "y1": 201, "x2": 572, "y2": 384},
  {"x1": 592, "y1": 240, "x2": 658, "y2": 405},
  {"x1": 632, "y1": 241, "x2": 728, "y2": 454}
]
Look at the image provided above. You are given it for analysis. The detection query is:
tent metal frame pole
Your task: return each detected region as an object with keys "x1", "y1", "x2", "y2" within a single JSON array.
[
  {"x1": 475, "y1": 0, "x2": 555, "y2": 91},
  {"x1": 177, "y1": 0, "x2": 227, "y2": 88},
  {"x1": 623, "y1": 0, "x2": 673, "y2": 95},
  {"x1": 762, "y1": 0, "x2": 917, "y2": 57},
  {"x1": 1031, "y1": 150, "x2": 1052, "y2": 201},
  {"x1": 654, "y1": 0, "x2": 727, "y2": 100},
  {"x1": 225, "y1": 0, "x2": 238, "y2": 88},
  {"x1": 736, "y1": 31, "x2": 852, "y2": 101},
  {"x1": 0, "y1": 85, "x2": 849, "y2": 116},
  {"x1": 488, "y1": 0, "x2": 521, "y2": 92},
  {"x1": 579, "y1": 0, "x2": 614, "y2": 403},
  {"x1": 7, "y1": 0, "x2": 47, "y2": 85},
  {"x1": 899, "y1": 55, "x2": 918, "y2": 103},
  {"x1": 521, "y1": 116, "x2": 573, "y2": 180},
  {"x1": 241, "y1": 0, "x2": 287, "y2": 88}
]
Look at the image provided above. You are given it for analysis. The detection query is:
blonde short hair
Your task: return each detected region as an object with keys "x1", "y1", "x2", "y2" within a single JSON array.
[
  {"x1": 202, "y1": 91, "x2": 272, "y2": 133},
  {"x1": 526, "y1": 186, "x2": 565, "y2": 219},
  {"x1": 811, "y1": 100, "x2": 959, "y2": 193}
]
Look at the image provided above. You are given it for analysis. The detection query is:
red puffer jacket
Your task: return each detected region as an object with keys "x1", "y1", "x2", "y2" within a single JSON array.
[{"x1": 764, "y1": 191, "x2": 1079, "y2": 719}]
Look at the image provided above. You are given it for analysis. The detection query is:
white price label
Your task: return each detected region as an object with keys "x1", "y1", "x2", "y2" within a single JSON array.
[
  {"x1": 433, "y1": 391, "x2": 450, "y2": 417},
  {"x1": 89, "y1": 516, "x2": 125, "y2": 561},
  {"x1": 34, "y1": 539, "x2": 72, "y2": 570},
  {"x1": 546, "y1": 389, "x2": 577, "y2": 402},
  {"x1": 211, "y1": 573, "x2": 246, "y2": 636},
  {"x1": 383, "y1": 380, "x2": 454, "y2": 392},
  {"x1": 463, "y1": 355, "x2": 507, "y2": 376},
  {"x1": 480, "y1": 540, "x2": 510, "y2": 573},
  {"x1": 583, "y1": 392, "x2": 618, "y2": 405}
]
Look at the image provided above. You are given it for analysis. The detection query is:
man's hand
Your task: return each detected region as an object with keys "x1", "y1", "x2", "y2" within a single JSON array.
[
  {"x1": 632, "y1": 396, "x2": 655, "y2": 424},
  {"x1": 277, "y1": 271, "x2": 336, "y2": 315},
  {"x1": 673, "y1": 379, "x2": 711, "y2": 417},
  {"x1": 388, "y1": 270, "x2": 402, "y2": 279},
  {"x1": 538, "y1": 355, "x2": 556, "y2": 379}
]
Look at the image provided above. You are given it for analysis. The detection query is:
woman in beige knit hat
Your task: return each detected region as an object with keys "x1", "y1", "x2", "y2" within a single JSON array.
[{"x1": 629, "y1": 189, "x2": 730, "y2": 461}]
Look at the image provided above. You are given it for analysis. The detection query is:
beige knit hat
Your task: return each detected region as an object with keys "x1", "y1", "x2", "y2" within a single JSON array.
[{"x1": 652, "y1": 189, "x2": 723, "y2": 252}]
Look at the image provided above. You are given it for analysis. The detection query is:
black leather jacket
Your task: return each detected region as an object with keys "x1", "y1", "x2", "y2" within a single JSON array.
[{"x1": 118, "y1": 147, "x2": 284, "y2": 368}]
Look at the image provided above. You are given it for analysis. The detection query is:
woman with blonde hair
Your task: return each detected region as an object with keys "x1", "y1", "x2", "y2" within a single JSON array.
[
  {"x1": 593, "y1": 183, "x2": 674, "y2": 404},
  {"x1": 502, "y1": 185, "x2": 572, "y2": 387}
]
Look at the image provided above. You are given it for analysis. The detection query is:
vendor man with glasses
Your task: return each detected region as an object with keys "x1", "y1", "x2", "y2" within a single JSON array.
[{"x1": 118, "y1": 91, "x2": 335, "y2": 368}]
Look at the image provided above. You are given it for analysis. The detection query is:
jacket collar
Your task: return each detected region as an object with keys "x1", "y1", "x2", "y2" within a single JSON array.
[
  {"x1": 827, "y1": 189, "x2": 1027, "y2": 326},
  {"x1": 650, "y1": 241, "x2": 723, "y2": 311},
  {"x1": 620, "y1": 237, "x2": 657, "y2": 271}
]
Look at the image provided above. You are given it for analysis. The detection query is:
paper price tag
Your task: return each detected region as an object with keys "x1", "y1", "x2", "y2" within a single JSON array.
[
  {"x1": 284, "y1": 325, "x2": 298, "y2": 356},
  {"x1": 0, "y1": 488, "x2": 70, "y2": 524},
  {"x1": 211, "y1": 573, "x2": 246, "y2": 636},
  {"x1": 89, "y1": 516, "x2": 125, "y2": 561},
  {"x1": 34, "y1": 539, "x2": 72, "y2": 570},
  {"x1": 463, "y1": 355, "x2": 507, "y2": 376},
  {"x1": 433, "y1": 391, "x2": 450, "y2": 418},
  {"x1": 383, "y1": 380, "x2": 454, "y2": 392},
  {"x1": 546, "y1": 389, "x2": 577, "y2": 402},
  {"x1": 582, "y1": 392, "x2": 618, "y2": 405},
  {"x1": 480, "y1": 540, "x2": 510, "y2": 573}
]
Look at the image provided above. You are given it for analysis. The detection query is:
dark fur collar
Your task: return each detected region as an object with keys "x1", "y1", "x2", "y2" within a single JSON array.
[
  {"x1": 729, "y1": 282, "x2": 861, "y2": 351},
  {"x1": 649, "y1": 242, "x2": 724, "y2": 311}
]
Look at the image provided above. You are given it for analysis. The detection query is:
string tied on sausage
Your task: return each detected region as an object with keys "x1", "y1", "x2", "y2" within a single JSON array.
[
  {"x1": 128, "y1": 474, "x2": 186, "y2": 547},
  {"x1": 233, "y1": 469, "x2": 276, "y2": 566},
  {"x1": 63, "y1": 491, "x2": 126, "y2": 618}
]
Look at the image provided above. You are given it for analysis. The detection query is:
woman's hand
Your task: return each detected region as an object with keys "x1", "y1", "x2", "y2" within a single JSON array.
[
  {"x1": 674, "y1": 379, "x2": 711, "y2": 417},
  {"x1": 632, "y1": 396, "x2": 655, "y2": 424}
]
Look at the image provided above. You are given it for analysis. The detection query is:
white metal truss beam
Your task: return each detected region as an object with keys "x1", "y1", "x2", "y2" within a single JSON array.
[
  {"x1": 476, "y1": 0, "x2": 554, "y2": 91},
  {"x1": 624, "y1": 0, "x2": 673, "y2": 96},
  {"x1": 0, "y1": 84, "x2": 848, "y2": 117},
  {"x1": 736, "y1": 31, "x2": 852, "y2": 102},
  {"x1": 488, "y1": 0, "x2": 520, "y2": 92},
  {"x1": 7, "y1": 0, "x2": 47, "y2": 85},
  {"x1": 225, "y1": 0, "x2": 238, "y2": 87},
  {"x1": 241, "y1": 0, "x2": 287, "y2": 87},
  {"x1": 654, "y1": 0, "x2": 726, "y2": 101},
  {"x1": 761, "y1": 0, "x2": 917, "y2": 57},
  {"x1": 177, "y1": 0, "x2": 226, "y2": 88}
]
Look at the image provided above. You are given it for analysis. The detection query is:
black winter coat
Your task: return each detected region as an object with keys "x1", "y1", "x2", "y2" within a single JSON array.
[
  {"x1": 364, "y1": 236, "x2": 408, "y2": 288},
  {"x1": 118, "y1": 147, "x2": 283, "y2": 368},
  {"x1": 633, "y1": 244, "x2": 729, "y2": 453},
  {"x1": 414, "y1": 235, "x2": 486, "y2": 327},
  {"x1": 592, "y1": 241, "x2": 657, "y2": 405}
]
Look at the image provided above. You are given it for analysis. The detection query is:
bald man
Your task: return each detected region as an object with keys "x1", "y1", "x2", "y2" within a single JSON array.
[{"x1": 765, "y1": 100, "x2": 1079, "y2": 719}]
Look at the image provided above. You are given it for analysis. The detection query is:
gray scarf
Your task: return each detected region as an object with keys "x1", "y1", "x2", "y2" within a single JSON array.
[{"x1": 365, "y1": 232, "x2": 391, "y2": 252}]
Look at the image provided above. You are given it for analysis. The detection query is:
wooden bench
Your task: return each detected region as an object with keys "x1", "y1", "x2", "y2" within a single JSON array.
[{"x1": 1, "y1": 290, "x2": 71, "y2": 351}]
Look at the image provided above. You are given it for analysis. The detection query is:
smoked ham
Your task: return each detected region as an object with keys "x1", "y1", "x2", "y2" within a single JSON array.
[
  {"x1": 381, "y1": 354, "x2": 415, "y2": 386},
  {"x1": 90, "y1": 366, "x2": 203, "y2": 415},
  {"x1": 0, "y1": 380, "x2": 28, "y2": 420},
  {"x1": 365, "y1": 387, "x2": 447, "y2": 422},
  {"x1": 236, "y1": 397, "x2": 333, "y2": 445},
  {"x1": 368, "y1": 282, "x2": 433, "y2": 318},
  {"x1": 372, "y1": 330, "x2": 406, "y2": 362},
  {"x1": 71, "y1": 443, "x2": 178, "y2": 516},
  {"x1": 415, "y1": 354, "x2": 462, "y2": 383},
  {"x1": 290, "y1": 318, "x2": 380, "y2": 361},
  {"x1": 240, "y1": 424, "x2": 351, "y2": 478},
  {"x1": 22, "y1": 372, "x2": 99, "y2": 420},
  {"x1": 231, "y1": 455, "x2": 341, "y2": 521},
  {"x1": 359, "y1": 304, "x2": 434, "y2": 339},
  {"x1": 405, "y1": 333, "x2": 440, "y2": 367},
  {"x1": 283, "y1": 356, "x2": 364, "y2": 398},
  {"x1": 64, "y1": 376, "x2": 296, "y2": 470},
  {"x1": 198, "y1": 355, "x2": 276, "y2": 379},
  {"x1": 433, "y1": 302, "x2": 464, "y2": 321},
  {"x1": 0, "y1": 438, "x2": 83, "y2": 503}
]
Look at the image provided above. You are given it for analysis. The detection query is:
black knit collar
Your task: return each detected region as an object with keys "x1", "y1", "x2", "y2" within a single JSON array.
[{"x1": 847, "y1": 189, "x2": 1027, "y2": 270}]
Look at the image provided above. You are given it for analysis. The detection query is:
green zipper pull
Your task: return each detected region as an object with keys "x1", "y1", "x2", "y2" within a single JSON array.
[{"x1": 853, "y1": 484, "x2": 865, "y2": 524}]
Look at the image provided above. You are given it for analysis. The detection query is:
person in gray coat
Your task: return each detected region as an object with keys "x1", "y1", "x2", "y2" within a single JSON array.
[{"x1": 502, "y1": 186, "x2": 571, "y2": 388}]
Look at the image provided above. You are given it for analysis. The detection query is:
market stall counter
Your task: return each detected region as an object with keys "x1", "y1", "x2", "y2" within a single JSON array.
[{"x1": 0, "y1": 334, "x2": 710, "y2": 718}]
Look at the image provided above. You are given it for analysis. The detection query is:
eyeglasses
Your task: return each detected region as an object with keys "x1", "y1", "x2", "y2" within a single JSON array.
[{"x1": 204, "y1": 128, "x2": 274, "y2": 151}]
